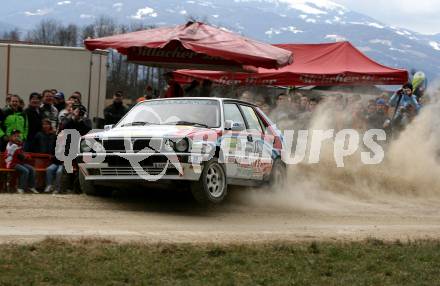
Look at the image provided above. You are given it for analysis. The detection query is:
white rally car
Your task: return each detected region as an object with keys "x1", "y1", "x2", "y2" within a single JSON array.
[{"x1": 78, "y1": 98, "x2": 286, "y2": 204}]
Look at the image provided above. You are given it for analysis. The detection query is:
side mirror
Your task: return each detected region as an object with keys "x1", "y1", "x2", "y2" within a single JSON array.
[
  {"x1": 225, "y1": 120, "x2": 245, "y2": 131},
  {"x1": 104, "y1": 124, "x2": 114, "y2": 131}
]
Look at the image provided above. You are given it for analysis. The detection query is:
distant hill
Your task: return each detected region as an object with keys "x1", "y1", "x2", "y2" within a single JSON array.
[{"x1": 0, "y1": 0, "x2": 439, "y2": 79}]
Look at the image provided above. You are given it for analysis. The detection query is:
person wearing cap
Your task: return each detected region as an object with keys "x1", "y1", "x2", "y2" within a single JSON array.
[
  {"x1": 23, "y1": 92, "x2": 43, "y2": 152},
  {"x1": 1, "y1": 95, "x2": 28, "y2": 142},
  {"x1": 3, "y1": 129, "x2": 38, "y2": 194},
  {"x1": 54, "y1": 92, "x2": 66, "y2": 112},
  {"x1": 104, "y1": 91, "x2": 128, "y2": 125}
]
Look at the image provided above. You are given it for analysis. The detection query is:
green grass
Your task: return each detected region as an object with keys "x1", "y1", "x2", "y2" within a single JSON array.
[{"x1": 0, "y1": 238, "x2": 440, "y2": 285}]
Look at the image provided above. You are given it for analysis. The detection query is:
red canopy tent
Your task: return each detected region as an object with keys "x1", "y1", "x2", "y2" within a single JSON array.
[
  {"x1": 84, "y1": 22, "x2": 293, "y2": 72},
  {"x1": 172, "y1": 41, "x2": 408, "y2": 86}
]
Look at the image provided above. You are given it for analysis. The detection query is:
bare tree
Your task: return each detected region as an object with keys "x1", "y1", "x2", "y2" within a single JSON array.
[
  {"x1": 25, "y1": 19, "x2": 61, "y2": 44},
  {"x1": 2, "y1": 28, "x2": 21, "y2": 41}
]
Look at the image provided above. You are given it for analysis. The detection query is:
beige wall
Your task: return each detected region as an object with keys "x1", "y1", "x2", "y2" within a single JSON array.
[
  {"x1": 0, "y1": 46, "x2": 7, "y2": 107},
  {"x1": 0, "y1": 44, "x2": 107, "y2": 119}
]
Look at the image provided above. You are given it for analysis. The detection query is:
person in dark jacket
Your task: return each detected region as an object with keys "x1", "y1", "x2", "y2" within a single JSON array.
[
  {"x1": 24, "y1": 92, "x2": 43, "y2": 152},
  {"x1": 62, "y1": 105, "x2": 91, "y2": 136},
  {"x1": 33, "y1": 119, "x2": 63, "y2": 193},
  {"x1": 103, "y1": 91, "x2": 128, "y2": 125}
]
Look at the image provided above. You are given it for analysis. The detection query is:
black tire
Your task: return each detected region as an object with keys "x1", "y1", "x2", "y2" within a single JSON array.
[
  {"x1": 79, "y1": 171, "x2": 112, "y2": 197},
  {"x1": 190, "y1": 158, "x2": 228, "y2": 205},
  {"x1": 269, "y1": 159, "x2": 287, "y2": 190}
]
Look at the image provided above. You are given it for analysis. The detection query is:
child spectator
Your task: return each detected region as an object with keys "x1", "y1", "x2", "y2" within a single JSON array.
[{"x1": 3, "y1": 130, "x2": 38, "y2": 194}]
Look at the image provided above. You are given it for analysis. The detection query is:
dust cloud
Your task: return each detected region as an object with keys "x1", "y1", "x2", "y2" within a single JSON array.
[{"x1": 233, "y1": 84, "x2": 440, "y2": 213}]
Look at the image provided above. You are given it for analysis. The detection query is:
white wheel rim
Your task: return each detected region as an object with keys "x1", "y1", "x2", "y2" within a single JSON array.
[{"x1": 205, "y1": 163, "x2": 225, "y2": 198}]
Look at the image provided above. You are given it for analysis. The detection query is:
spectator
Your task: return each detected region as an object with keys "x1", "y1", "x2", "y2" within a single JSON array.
[
  {"x1": 164, "y1": 73, "x2": 184, "y2": 98},
  {"x1": 411, "y1": 70, "x2": 427, "y2": 100},
  {"x1": 63, "y1": 104, "x2": 92, "y2": 136},
  {"x1": 365, "y1": 99, "x2": 391, "y2": 139},
  {"x1": 54, "y1": 92, "x2": 66, "y2": 112},
  {"x1": 2, "y1": 95, "x2": 28, "y2": 142},
  {"x1": 389, "y1": 83, "x2": 421, "y2": 129},
  {"x1": 58, "y1": 95, "x2": 75, "y2": 126},
  {"x1": 137, "y1": 85, "x2": 154, "y2": 103},
  {"x1": 40, "y1": 89, "x2": 59, "y2": 130},
  {"x1": 270, "y1": 93, "x2": 291, "y2": 127},
  {"x1": 3, "y1": 130, "x2": 38, "y2": 194},
  {"x1": 33, "y1": 119, "x2": 63, "y2": 194},
  {"x1": 350, "y1": 102, "x2": 366, "y2": 131},
  {"x1": 199, "y1": 80, "x2": 213, "y2": 97},
  {"x1": 4, "y1": 94, "x2": 12, "y2": 109},
  {"x1": 104, "y1": 91, "x2": 128, "y2": 126},
  {"x1": 71, "y1": 91, "x2": 82, "y2": 103},
  {"x1": 239, "y1": 91, "x2": 254, "y2": 103},
  {"x1": 254, "y1": 94, "x2": 272, "y2": 115},
  {"x1": 24, "y1": 92, "x2": 43, "y2": 152},
  {"x1": 184, "y1": 80, "x2": 200, "y2": 97},
  {"x1": 308, "y1": 97, "x2": 319, "y2": 113},
  {"x1": 299, "y1": 95, "x2": 309, "y2": 113}
]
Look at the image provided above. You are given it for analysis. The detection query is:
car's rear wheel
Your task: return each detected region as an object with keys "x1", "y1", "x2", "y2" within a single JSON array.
[
  {"x1": 191, "y1": 158, "x2": 227, "y2": 205},
  {"x1": 79, "y1": 171, "x2": 112, "y2": 197},
  {"x1": 269, "y1": 159, "x2": 287, "y2": 190}
]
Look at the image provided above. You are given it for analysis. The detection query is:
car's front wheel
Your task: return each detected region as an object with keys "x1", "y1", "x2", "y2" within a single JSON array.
[
  {"x1": 79, "y1": 171, "x2": 112, "y2": 197},
  {"x1": 191, "y1": 158, "x2": 228, "y2": 205}
]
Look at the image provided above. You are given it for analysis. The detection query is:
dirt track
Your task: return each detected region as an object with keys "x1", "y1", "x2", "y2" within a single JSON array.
[{"x1": 1, "y1": 187, "x2": 440, "y2": 244}]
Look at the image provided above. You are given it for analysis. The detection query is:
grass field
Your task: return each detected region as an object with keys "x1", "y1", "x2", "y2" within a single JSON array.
[{"x1": 0, "y1": 238, "x2": 439, "y2": 285}]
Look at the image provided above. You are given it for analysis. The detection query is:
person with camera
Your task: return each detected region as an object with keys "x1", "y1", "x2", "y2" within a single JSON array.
[
  {"x1": 389, "y1": 83, "x2": 420, "y2": 133},
  {"x1": 62, "y1": 104, "x2": 91, "y2": 136}
]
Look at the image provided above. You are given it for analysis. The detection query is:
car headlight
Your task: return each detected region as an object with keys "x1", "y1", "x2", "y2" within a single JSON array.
[
  {"x1": 80, "y1": 140, "x2": 92, "y2": 152},
  {"x1": 163, "y1": 139, "x2": 174, "y2": 152},
  {"x1": 80, "y1": 139, "x2": 104, "y2": 153},
  {"x1": 174, "y1": 138, "x2": 189, "y2": 152}
]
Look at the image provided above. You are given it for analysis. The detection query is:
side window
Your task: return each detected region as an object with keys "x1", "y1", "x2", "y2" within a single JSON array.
[
  {"x1": 240, "y1": 105, "x2": 263, "y2": 133},
  {"x1": 224, "y1": 104, "x2": 245, "y2": 126}
]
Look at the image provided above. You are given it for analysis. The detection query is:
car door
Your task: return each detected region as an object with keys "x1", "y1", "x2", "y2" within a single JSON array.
[
  {"x1": 221, "y1": 103, "x2": 253, "y2": 179},
  {"x1": 238, "y1": 104, "x2": 270, "y2": 180}
]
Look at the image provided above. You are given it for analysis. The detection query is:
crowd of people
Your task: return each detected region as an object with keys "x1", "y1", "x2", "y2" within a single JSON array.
[
  {"x1": 0, "y1": 75, "x2": 426, "y2": 194},
  {"x1": 236, "y1": 82, "x2": 424, "y2": 141},
  {"x1": 1, "y1": 90, "x2": 91, "y2": 194}
]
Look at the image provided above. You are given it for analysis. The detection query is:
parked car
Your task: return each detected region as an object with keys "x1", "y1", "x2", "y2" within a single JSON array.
[{"x1": 78, "y1": 98, "x2": 286, "y2": 204}]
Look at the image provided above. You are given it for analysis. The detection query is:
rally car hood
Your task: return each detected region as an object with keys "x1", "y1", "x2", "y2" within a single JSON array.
[{"x1": 85, "y1": 125, "x2": 215, "y2": 139}]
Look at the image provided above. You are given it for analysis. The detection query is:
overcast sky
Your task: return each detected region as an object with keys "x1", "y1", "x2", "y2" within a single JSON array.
[{"x1": 336, "y1": 0, "x2": 440, "y2": 34}]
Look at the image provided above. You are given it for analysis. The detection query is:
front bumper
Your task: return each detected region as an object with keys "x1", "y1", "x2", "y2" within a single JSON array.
[{"x1": 78, "y1": 153, "x2": 209, "y2": 182}]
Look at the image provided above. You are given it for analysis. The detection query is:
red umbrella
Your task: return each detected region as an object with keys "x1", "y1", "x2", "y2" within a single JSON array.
[
  {"x1": 172, "y1": 42, "x2": 408, "y2": 86},
  {"x1": 84, "y1": 22, "x2": 293, "y2": 72}
]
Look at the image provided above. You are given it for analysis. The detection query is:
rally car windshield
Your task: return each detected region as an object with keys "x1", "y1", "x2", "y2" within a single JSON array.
[{"x1": 117, "y1": 99, "x2": 221, "y2": 128}]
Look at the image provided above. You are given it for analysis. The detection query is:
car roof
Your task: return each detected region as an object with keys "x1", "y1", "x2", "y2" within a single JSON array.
[{"x1": 144, "y1": 97, "x2": 258, "y2": 107}]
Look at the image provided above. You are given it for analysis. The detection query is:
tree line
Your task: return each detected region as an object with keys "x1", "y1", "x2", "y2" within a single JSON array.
[{"x1": 1, "y1": 16, "x2": 168, "y2": 100}]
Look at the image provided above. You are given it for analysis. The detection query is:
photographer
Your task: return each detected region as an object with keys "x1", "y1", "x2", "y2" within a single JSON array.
[
  {"x1": 62, "y1": 104, "x2": 91, "y2": 136},
  {"x1": 389, "y1": 83, "x2": 421, "y2": 133}
]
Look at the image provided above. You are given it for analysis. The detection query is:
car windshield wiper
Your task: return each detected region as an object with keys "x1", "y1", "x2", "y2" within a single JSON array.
[
  {"x1": 165, "y1": 121, "x2": 209, "y2": 128},
  {"x1": 121, "y1": 121, "x2": 152, "y2": 127}
]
